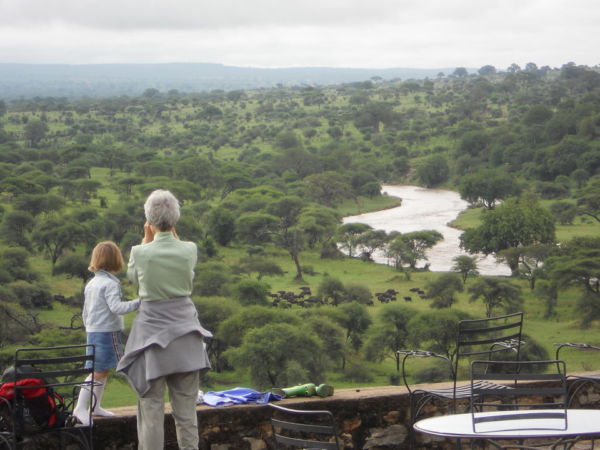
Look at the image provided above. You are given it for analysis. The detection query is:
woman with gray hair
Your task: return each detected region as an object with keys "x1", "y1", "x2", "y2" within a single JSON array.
[{"x1": 117, "y1": 189, "x2": 212, "y2": 450}]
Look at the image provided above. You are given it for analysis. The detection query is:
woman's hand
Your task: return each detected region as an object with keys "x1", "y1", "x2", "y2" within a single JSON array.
[{"x1": 142, "y1": 221, "x2": 155, "y2": 244}]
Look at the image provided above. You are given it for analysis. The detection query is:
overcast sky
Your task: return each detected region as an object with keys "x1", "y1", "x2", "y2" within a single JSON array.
[{"x1": 0, "y1": 0, "x2": 598, "y2": 69}]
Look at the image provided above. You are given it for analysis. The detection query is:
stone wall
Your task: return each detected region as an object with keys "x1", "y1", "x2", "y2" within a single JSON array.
[{"x1": 91, "y1": 378, "x2": 600, "y2": 450}]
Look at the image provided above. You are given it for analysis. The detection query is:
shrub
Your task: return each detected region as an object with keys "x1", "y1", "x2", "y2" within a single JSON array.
[
  {"x1": 340, "y1": 363, "x2": 374, "y2": 382},
  {"x1": 317, "y1": 277, "x2": 346, "y2": 306},
  {"x1": 413, "y1": 365, "x2": 450, "y2": 384},
  {"x1": 535, "y1": 181, "x2": 569, "y2": 199},
  {"x1": 302, "y1": 265, "x2": 317, "y2": 276},
  {"x1": 344, "y1": 283, "x2": 373, "y2": 305},
  {"x1": 194, "y1": 263, "x2": 231, "y2": 297},
  {"x1": 9, "y1": 281, "x2": 53, "y2": 309},
  {"x1": 389, "y1": 373, "x2": 401, "y2": 386},
  {"x1": 231, "y1": 279, "x2": 270, "y2": 306}
]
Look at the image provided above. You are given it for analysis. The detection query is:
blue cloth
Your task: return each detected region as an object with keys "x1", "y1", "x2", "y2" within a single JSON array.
[{"x1": 202, "y1": 387, "x2": 282, "y2": 406}]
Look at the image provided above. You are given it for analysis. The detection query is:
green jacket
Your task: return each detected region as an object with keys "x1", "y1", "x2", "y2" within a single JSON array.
[{"x1": 127, "y1": 232, "x2": 197, "y2": 301}]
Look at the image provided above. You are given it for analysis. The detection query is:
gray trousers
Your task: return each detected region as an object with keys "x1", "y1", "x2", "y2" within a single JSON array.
[{"x1": 137, "y1": 370, "x2": 200, "y2": 450}]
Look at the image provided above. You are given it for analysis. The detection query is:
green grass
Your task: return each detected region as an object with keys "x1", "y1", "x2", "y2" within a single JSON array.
[
  {"x1": 556, "y1": 217, "x2": 600, "y2": 241},
  {"x1": 449, "y1": 206, "x2": 484, "y2": 230},
  {"x1": 335, "y1": 194, "x2": 402, "y2": 216}
]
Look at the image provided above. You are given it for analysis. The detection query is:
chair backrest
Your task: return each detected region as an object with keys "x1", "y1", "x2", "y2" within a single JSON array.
[
  {"x1": 555, "y1": 342, "x2": 600, "y2": 361},
  {"x1": 453, "y1": 312, "x2": 523, "y2": 381},
  {"x1": 470, "y1": 359, "x2": 568, "y2": 433},
  {"x1": 6, "y1": 344, "x2": 95, "y2": 439},
  {"x1": 269, "y1": 403, "x2": 340, "y2": 450},
  {"x1": 12, "y1": 344, "x2": 94, "y2": 395}
]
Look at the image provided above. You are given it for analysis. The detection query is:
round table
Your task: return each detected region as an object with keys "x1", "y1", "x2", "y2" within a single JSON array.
[{"x1": 415, "y1": 409, "x2": 600, "y2": 440}]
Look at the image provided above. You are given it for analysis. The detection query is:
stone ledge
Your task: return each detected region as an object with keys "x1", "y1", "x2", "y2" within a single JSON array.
[
  {"x1": 90, "y1": 376, "x2": 600, "y2": 449},
  {"x1": 95, "y1": 386, "x2": 413, "y2": 449}
]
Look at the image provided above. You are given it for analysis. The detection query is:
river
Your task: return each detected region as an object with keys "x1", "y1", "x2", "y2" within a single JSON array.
[{"x1": 343, "y1": 185, "x2": 511, "y2": 276}]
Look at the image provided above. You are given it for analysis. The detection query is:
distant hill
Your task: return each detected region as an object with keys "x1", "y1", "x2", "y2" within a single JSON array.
[{"x1": 0, "y1": 63, "x2": 459, "y2": 99}]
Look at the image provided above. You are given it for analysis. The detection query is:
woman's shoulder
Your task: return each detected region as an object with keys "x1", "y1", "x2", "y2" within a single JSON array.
[{"x1": 179, "y1": 239, "x2": 197, "y2": 249}]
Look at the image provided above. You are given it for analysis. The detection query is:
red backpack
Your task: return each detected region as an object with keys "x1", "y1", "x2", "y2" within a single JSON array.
[{"x1": 0, "y1": 377, "x2": 68, "y2": 433}]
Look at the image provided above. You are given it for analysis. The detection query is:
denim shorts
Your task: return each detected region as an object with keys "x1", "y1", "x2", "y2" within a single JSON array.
[{"x1": 85, "y1": 331, "x2": 125, "y2": 371}]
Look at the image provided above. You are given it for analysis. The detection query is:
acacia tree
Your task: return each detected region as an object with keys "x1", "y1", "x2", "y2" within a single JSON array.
[
  {"x1": 234, "y1": 257, "x2": 285, "y2": 280},
  {"x1": 399, "y1": 231, "x2": 444, "y2": 268},
  {"x1": 545, "y1": 236, "x2": 600, "y2": 327},
  {"x1": 385, "y1": 237, "x2": 413, "y2": 279},
  {"x1": 236, "y1": 196, "x2": 334, "y2": 280},
  {"x1": 417, "y1": 155, "x2": 449, "y2": 187},
  {"x1": 318, "y1": 302, "x2": 372, "y2": 370},
  {"x1": 0, "y1": 295, "x2": 43, "y2": 347},
  {"x1": 407, "y1": 310, "x2": 473, "y2": 359},
  {"x1": 32, "y1": 218, "x2": 86, "y2": 267},
  {"x1": 1, "y1": 210, "x2": 35, "y2": 249},
  {"x1": 297, "y1": 205, "x2": 339, "y2": 251},
  {"x1": 24, "y1": 120, "x2": 48, "y2": 147},
  {"x1": 468, "y1": 277, "x2": 523, "y2": 318},
  {"x1": 224, "y1": 323, "x2": 326, "y2": 388},
  {"x1": 303, "y1": 171, "x2": 354, "y2": 207},
  {"x1": 194, "y1": 297, "x2": 242, "y2": 372},
  {"x1": 451, "y1": 255, "x2": 479, "y2": 284},
  {"x1": 317, "y1": 277, "x2": 346, "y2": 306},
  {"x1": 53, "y1": 253, "x2": 93, "y2": 287},
  {"x1": 336, "y1": 222, "x2": 372, "y2": 258},
  {"x1": 426, "y1": 273, "x2": 464, "y2": 309},
  {"x1": 337, "y1": 302, "x2": 372, "y2": 351},
  {"x1": 386, "y1": 230, "x2": 443, "y2": 275},
  {"x1": 535, "y1": 279, "x2": 558, "y2": 319},
  {"x1": 267, "y1": 196, "x2": 307, "y2": 281},
  {"x1": 461, "y1": 196, "x2": 555, "y2": 274},
  {"x1": 577, "y1": 179, "x2": 600, "y2": 222},
  {"x1": 498, "y1": 243, "x2": 557, "y2": 289},
  {"x1": 355, "y1": 229, "x2": 389, "y2": 261},
  {"x1": 207, "y1": 206, "x2": 236, "y2": 246},
  {"x1": 301, "y1": 314, "x2": 346, "y2": 370},
  {"x1": 459, "y1": 169, "x2": 520, "y2": 209},
  {"x1": 364, "y1": 303, "x2": 414, "y2": 372}
]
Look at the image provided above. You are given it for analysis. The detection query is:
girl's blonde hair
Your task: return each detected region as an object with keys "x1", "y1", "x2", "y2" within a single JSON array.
[{"x1": 89, "y1": 241, "x2": 125, "y2": 273}]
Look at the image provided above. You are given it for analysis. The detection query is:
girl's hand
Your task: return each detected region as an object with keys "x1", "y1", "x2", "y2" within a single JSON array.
[{"x1": 142, "y1": 221, "x2": 155, "y2": 244}]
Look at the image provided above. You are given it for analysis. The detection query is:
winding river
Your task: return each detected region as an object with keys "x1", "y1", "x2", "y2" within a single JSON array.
[{"x1": 343, "y1": 185, "x2": 511, "y2": 276}]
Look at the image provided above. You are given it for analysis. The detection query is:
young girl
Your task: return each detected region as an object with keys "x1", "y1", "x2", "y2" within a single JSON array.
[{"x1": 73, "y1": 241, "x2": 140, "y2": 425}]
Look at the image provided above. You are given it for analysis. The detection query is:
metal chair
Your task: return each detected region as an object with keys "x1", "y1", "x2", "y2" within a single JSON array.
[
  {"x1": 0, "y1": 344, "x2": 95, "y2": 450},
  {"x1": 469, "y1": 359, "x2": 568, "y2": 450},
  {"x1": 269, "y1": 403, "x2": 340, "y2": 449},
  {"x1": 0, "y1": 396, "x2": 12, "y2": 449},
  {"x1": 555, "y1": 342, "x2": 600, "y2": 407},
  {"x1": 399, "y1": 312, "x2": 524, "y2": 447}
]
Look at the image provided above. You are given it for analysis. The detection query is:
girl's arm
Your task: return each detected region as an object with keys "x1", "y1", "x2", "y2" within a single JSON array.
[{"x1": 104, "y1": 282, "x2": 140, "y2": 315}]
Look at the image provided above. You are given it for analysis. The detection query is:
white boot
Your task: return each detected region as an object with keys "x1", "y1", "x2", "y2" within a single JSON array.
[
  {"x1": 72, "y1": 375, "x2": 93, "y2": 426},
  {"x1": 91, "y1": 379, "x2": 115, "y2": 417}
]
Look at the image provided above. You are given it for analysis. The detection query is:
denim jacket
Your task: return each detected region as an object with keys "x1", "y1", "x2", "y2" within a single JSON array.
[{"x1": 82, "y1": 270, "x2": 140, "y2": 332}]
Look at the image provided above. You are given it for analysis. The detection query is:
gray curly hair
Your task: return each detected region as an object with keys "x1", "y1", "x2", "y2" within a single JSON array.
[{"x1": 144, "y1": 189, "x2": 180, "y2": 231}]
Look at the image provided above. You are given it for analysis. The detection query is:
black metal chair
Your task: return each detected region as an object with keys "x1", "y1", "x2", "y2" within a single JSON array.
[
  {"x1": 469, "y1": 359, "x2": 568, "y2": 450},
  {"x1": 0, "y1": 396, "x2": 12, "y2": 449},
  {"x1": 269, "y1": 403, "x2": 340, "y2": 449},
  {"x1": 554, "y1": 342, "x2": 600, "y2": 407},
  {"x1": 399, "y1": 312, "x2": 524, "y2": 447},
  {"x1": 0, "y1": 344, "x2": 95, "y2": 450}
]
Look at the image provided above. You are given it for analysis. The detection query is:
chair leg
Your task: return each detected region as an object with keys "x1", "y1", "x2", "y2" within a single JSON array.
[
  {"x1": 0, "y1": 434, "x2": 14, "y2": 450},
  {"x1": 409, "y1": 393, "x2": 435, "y2": 449},
  {"x1": 408, "y1": 393, "x2": 418, "y2": 450}
]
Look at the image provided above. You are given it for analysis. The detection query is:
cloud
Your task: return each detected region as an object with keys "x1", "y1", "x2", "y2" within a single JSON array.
[
  {"x1": 1, "y1": 0, "x2": 413, "y2": 29},
  {"x1": 0, "y1": 0, "x2": 598, "y2": 67},
  {"x1": 3, "y1": 0, "x2": 579, "y2": 30}
]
